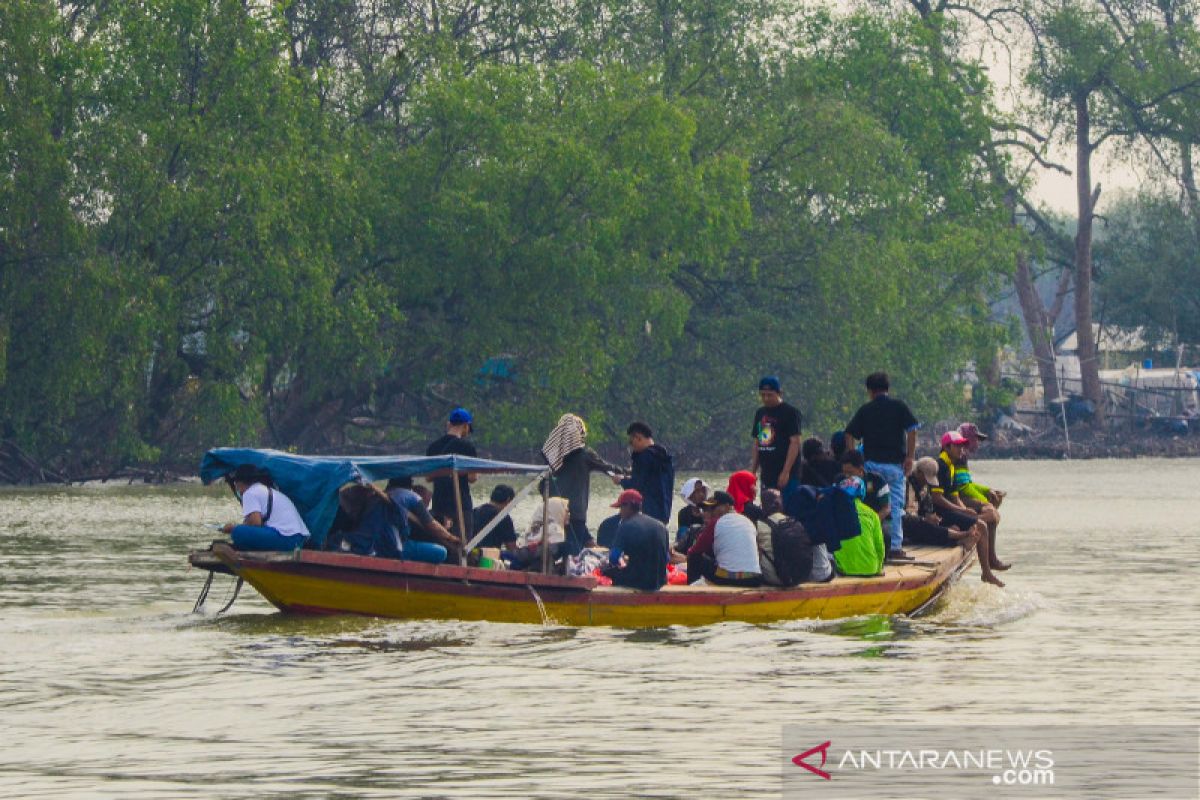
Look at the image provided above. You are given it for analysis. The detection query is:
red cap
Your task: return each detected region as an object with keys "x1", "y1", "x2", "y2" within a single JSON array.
[{"x1": 611, "y1": 489, "x2": 644, "y2": 508}]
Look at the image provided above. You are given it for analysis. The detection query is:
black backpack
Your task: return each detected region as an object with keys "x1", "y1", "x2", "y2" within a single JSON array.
[{"x1": 760, "y1": 514, "x2": 816, "y2": 587}]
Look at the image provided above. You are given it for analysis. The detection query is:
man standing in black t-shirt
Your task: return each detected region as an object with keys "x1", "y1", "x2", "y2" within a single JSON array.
[
  {"x1": 844, "y1": 372, "x2": 918, "y2": 560},
  {"x1": 425, "y1": 407, "x2": 478, "y2": 538},
  {"x1": 750, "y1": 376, "x2": 803, "y2": 491}
]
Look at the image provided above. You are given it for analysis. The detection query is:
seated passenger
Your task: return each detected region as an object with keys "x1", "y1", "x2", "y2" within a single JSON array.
[
  {"x1": 726, "y1": 470, "x2": 764, "y2": 523},
  {"x1": 936, "y1": 431, "x2": 1010, "y2": 572},
  {"x1": 385, "y1": 477, "x2": 462, "y2": 556},
  {"x1": 755, "y1": 489, "x2": 833, "y2": 585},
  {"x1": 675, "y1": 477, "x2": 708, "y2": 553},
  {"x1": 828, "y1": 476, "x2": 885, "y2": 577},
  {"x1": 839, "y1": 451, "x2": 896, "y2": 548},
  {"x1": 506, "y1": 497, "x2": 569, "y2": 569},
  {"x1": 221, "y1": 465, "x2": 310, "y2": 551},
  {"x1": 686, "y1": 490, "x2": 763, "y2": 587},
  {"x1": 904, "y1": 457, "x2": 1003, "y2": 587},
  {"x1": 340, "y1": 483, "x2": 447, "y2": 563},
  {"x1": 799, "y1": 438, "x2": 841, "y2": 487},
  {"x1": 606, "y1": 489, "x2": 670, "y2": 590},
  {"x1": 596, "y1": 512, "x2": 622, "y2": 548},
  {"x1": 957, "y1": 422, "x2": 1006, "y2": 508},
  {"x1": 472, "y1": 484, "x2": 518, "y2": 550}
]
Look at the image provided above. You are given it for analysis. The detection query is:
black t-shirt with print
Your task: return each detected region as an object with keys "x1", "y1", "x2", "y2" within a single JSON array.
[{"x1": 752, "y1": 402, "x2": 802, "y2": 486}]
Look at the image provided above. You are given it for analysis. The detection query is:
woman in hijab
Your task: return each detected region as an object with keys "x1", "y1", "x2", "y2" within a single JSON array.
[
  {"x1": 541, "y1": 414, "x2": 625, "y2": 555},
  {"x1": 675, "y1": 477, "x2": 709, "y2": 552},
  {"x1": 726, "y1": 470, "x2": 764, "y2": 523}
]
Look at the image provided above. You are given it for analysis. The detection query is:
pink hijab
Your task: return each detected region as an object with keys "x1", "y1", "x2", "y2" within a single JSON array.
[{"x1": 726, "y1": 470, "x2": 758, "y2": 514}]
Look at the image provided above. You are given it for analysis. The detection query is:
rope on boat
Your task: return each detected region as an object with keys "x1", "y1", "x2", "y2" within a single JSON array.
[
  {"x1": 526, "y1": 584, "x2": 551, "y2": 625},
  {"x1": 192, "y1": 572, "x2": 242, "y2": 615},
  {"x1": 216, "y1": 577, "x2": 244, "y2": 614},
  {"x1": 192, "y1": 571, "x2": 215, "y2": 613}
]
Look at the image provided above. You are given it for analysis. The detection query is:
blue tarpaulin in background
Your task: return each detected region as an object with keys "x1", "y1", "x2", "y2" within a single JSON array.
[{"x1": 200, "y1": 448, "x2": 546, "y2": 548}]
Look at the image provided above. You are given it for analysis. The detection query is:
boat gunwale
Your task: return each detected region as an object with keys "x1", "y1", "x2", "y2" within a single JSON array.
[{"x1": 192, "y1": 543, "x2": 967, "y2": 609}]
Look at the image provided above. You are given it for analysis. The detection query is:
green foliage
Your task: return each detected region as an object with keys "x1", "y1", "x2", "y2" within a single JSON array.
[
  {"x1": 1097, "y1": 193, "x2": 1200, "y2": 346},
  {"x1": 2, "y1": 0, "x2": 1030, "y2": 474}
]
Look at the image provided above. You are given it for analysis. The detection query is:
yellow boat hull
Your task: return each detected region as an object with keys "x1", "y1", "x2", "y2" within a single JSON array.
[{"x1": 192, "y1": 543, "x2": 973, "y2": 627}]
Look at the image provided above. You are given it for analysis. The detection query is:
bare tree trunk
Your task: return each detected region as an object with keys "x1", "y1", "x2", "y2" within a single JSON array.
[
  {"x1": 1073, "y1": 92, "x2": 1105, "y2": 424},
  {"x1": 1013, "y1": 248, "x2": 1061, "y2": 402}
]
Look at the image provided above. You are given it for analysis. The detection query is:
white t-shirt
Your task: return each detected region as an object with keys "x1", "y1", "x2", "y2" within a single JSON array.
[
  {"x1": 241, "y1": 483, "x2": 310, "y2": 539},
  {"x1": 713, "y1": 513, "x2": 761, "y2": 574}
]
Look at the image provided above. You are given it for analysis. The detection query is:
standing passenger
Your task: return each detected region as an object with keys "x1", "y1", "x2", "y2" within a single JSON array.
[
  {"x1": 425, "y1": 407, "x2": 478, "y2": 537},
  {"x1": 614, "y1": 422, "x2": 675, "y2": 525},
  {"x1": 750, "y1": 376, "x2": 803, "y2": 492},
  {"x1": 541, "y1": 414, "x2": 626, "y2": 555},
  {"x1": 844, "y1": 372, "x2": 919, "y2": 561}
]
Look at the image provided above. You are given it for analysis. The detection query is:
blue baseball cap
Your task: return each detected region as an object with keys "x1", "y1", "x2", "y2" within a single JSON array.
[
  {"x1": 448, "y1": 407, "x2": 474, "y2": 428},
  {"x1": 759, "y1": 375, "x2": 782, "y2": 393}
]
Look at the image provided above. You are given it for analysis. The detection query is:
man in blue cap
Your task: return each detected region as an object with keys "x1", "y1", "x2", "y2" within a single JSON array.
[
  {"x1": 426, "y1": 407, "x2": 478, "y2": 537},
  {"x1": 750, "y1": 376, "x2": 803, "y2": 492}
]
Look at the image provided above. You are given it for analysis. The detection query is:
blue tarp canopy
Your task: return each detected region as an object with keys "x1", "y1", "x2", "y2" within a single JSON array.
[{"x1": 200, "y1": 448, "x2": 547, "y2": 548}]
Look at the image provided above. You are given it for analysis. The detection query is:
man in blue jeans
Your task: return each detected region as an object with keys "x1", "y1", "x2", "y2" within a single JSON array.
[
  {"x1": 221, "y1": 465, "x2": 311, "y2": 551},
  {"x1": 844, "y1": 372, "x2": 919, "y2": 561}
]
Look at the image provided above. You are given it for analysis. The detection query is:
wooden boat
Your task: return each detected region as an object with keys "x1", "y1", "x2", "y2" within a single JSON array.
[
  {"x1": 188, "y1": 541, "x2": 974, "y2": 627},
  {"x1": 192, "y1": 447, "x2": 974, "y2": 626}
]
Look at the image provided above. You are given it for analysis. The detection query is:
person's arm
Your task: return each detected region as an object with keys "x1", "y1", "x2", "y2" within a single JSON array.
[
  {"x1": 931, "y1": 490, "x2": 973, "y2": 516},
  {"x1": 844, "y1": 433, "x2": 857, "y2": 452},
  {"x1": 749, "y1": 442, "x2": 759, "y2": 475},
  {"x1": 687, "y1": 519, "x2": 716, "y2": 558},
  {"x1": 904, "y1": 429, "x2": 917, "y2": 476},
  {"x1": 778, "y1": 435, "x2": 801, "y2": 489},
  {"x1": 584, "y1": 448, "x2": 623, "y2": 475},
  {"x1": 223, "y1": 486, "x2": 265, "y2": 532}
]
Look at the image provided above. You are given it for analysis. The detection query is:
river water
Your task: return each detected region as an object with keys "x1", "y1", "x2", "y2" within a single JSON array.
[{"x1": 1, "y1": 459, "x2": 1197, "y2": 798}]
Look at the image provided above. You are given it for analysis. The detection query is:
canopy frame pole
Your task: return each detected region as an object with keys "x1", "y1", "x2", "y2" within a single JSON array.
[
  {"x1": 463, "y1": 468, "x2": 549, "y2": 553},
  {"x1": 452, "y1": 467, "x2": 468, "y2": 566},
  {"x1": 540, "y1": 476, "x2": 552, "y2": 574}
]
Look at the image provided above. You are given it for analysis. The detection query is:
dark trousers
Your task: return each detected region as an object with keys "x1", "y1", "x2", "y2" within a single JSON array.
[
  {"x1": 687, "y1": 553, "x2": 763, "y2": 587},
  {"x1": 565, "y1": 519, "x2": 592, "y2": 557}
]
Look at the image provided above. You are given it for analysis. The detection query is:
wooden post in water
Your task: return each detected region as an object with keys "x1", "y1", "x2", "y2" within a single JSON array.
[
  {"x1": 540, "y1": 476, "x2": 552, "y2": 574},
  {"x1": 452, "y1": 466, "x2": 468, "y2": 566}
]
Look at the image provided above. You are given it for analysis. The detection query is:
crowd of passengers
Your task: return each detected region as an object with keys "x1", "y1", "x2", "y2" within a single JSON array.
[{"x1": 220, "y1": 371, "x2": 1010, "y2": 590}]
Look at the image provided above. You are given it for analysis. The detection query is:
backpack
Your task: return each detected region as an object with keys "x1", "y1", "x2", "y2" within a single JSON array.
[{"x1": 757, "y1": 513, "x2": 815, "y2": 587}]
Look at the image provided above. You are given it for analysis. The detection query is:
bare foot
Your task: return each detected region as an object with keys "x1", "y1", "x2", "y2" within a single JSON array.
[
  {"x1": 991, "y1": 560, "x2": 1012, "y2": 571},
  {"x1": 982, "y1": 572, "x2": 1005, "y2": 587}
]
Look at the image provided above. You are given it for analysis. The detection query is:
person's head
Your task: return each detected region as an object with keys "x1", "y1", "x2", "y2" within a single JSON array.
[
  {"x1": 940, "y1": 430, "x2": 968, "y2": 460},
  {"x1": 626, "y1": 421, "x2": 654, "y2": 452},
  {"x1": 958, "y1": 422, "x2": 988, "y2": 454},
  {"x1": 829, "y1": 430, "x2": 848, "y2": 458},
  {"x1": 911, "y1": 457, "x2": 940, "y2": 489},
  {"x1": 447, "y1": 406, "x2": 473, "y2": 436},
  {"x1": 490, "y1": 484, "x2": 516, "y2": 508},
  {"x1": 412, "y1": 484, "x2": 432, "y2": 506},
  {"x1": 802, "y1": 437, "x2": 826, "y2": 462},
  {"x1": 680, "y1": 477, "x2": 709, "y2": 507},
  {"x1": 761, "y1": 488, "x2": 783, "y2": 516},
  {"x1": 338, "y1": 482, "x2": 381, "y2": 522},
  {"x1": 726, "y1": 470, "x2": 758, "y2": 512},
  {"x1": 865, "y1": 371, "x2": 890, "y2": 398},
  {"x1": 701, "y1": 490, "x2": 735, "y2": 519},
  {"x1": 385, "y1": 476, "x2": 414, "y2": 491},
  {"x1": 225, "y1": 464, "x2": 270, "y2": 495},
  {"x1": 839, "y1": 449, "x2": 866, "y2": 478},
  {"x1": 758, "y1": 375, "x2": 783, "y2": 407},
  {"x1": 611, "y1": 488, "x2": 644, "y2": 520}
]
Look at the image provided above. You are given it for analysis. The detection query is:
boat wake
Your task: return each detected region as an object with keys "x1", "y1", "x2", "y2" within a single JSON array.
[{"x1": 922, "y1": 581, "x2": 1047, "y2": 627}]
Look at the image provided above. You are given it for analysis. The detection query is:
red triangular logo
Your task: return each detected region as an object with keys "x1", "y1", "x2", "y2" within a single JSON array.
[{"x1": 792, "y1": 741, "x2": 832, "y2": 780}]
